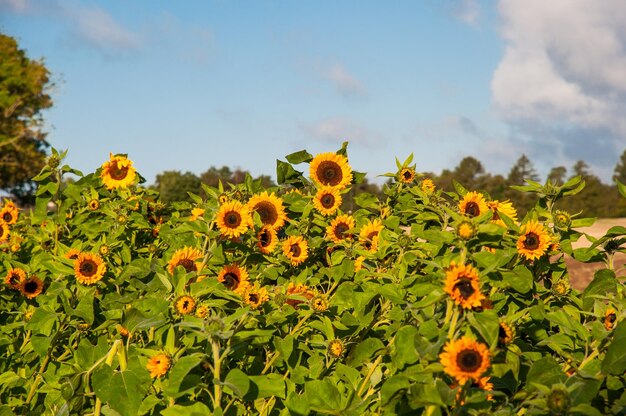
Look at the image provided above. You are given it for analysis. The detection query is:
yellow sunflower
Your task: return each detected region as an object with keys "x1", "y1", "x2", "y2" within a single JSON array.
[
  {"x1": 439, "y1": 336, "x2": 491, "y2": 385},
  {"x1": 195, "y1": 305, "x2": 209, "y2": 318},
  {"x1": 0, "y1": 221, "x2": 9, "y2": 243},
  {"x1": 443, "y1": 263, "x2": 485, "y2": 309},
  {"x1": 146, "y1": 353, "x2": 171, "y2": 378},
  {"x1": 398, "y1": 167, "x2": 416, "y2": 184},
  {"x1": 517, "y1": 220, "x2": 550, "y2": 261},
  {"x1": 328, "y1": 339, "x2": 344, "y2": 358},
  {"x1": 354, "y1": 255, "x2": 365, "y2": 273},
  {"x1": 309, "y1": 152, "x2": 353, "y2": 189},
  {"x1": 64, "y1": 248, "x2": 81, "y2": 260},
  {"x1": 217, "y1": 264, "x2": 250, "y2": 294},
  {"x1": 605, "y1": 308, "x2": 617, "y2": 331},
  {"x1": 216, "y1": 200, "x2": 252, "y2": 238},
  {"x1": 282, "y1": 235, "x2": 309, "y2": 266},
  {"x1": 167, "y1": 247, "x2": 203, "y2": 275},
  {"x1": 0, "y1": 200, "x2": 19, "y2": 225},
  {"x1": 359, "y1": 219, "x2": 384, "y2": 252},
  {"x1": 19, "y1": 276, "x2": 44, "y2": 299},
  {"x1": 421, "y1": 178, "x2": 436, "y2": 193},
  {"x1": 5, "y1": 268, "x2": 26, "y2": 289},
  {"x1": 458, "y1": 191, "x2": 488, "y2": 218},
  {"x1": 190, "y1": 207, "x2": 205, "y2": 221},
  {"x1": 218, "y1": 194, "x2": 229, "y2": 204},
  {"x1": 247, "y1": 192, "x2": 287, "y2": 230},
  {"x1": 175, "y1": 295, "x2": 196, "y2": 315},
  {"x1": 241, "y1": 284, "x2": 270, "y2": 309},
  {"x1": 256, "y1": 226, "x2": 278, "y2": 255},
  {"x1": 313, "y1": 186, "x2": 342, "y2": 216},
  {"x1": 487, "y1": 200, "x2": 518, "y2": 227},
  {"x1": 88, "y1": 199, "x2": 100, "y2": 211},
  {"x1": 100, "y1": 153, "x2": 137, "y2": 190},
  {"x1": 456, "y1": 221, "x2": 476, "y2": 240},
  {"x1": 326, "y1": 214, "x2": 355, "y2": 243},
  {"x1": 285, "y1": 282, "x2": 315, "y2": 307},
  {"x1": 74, "y1": 252, "x2": 107, "y2": 285},
  {"x1": 498, "y1": 321, "x2": 515, "y2": 346},
  {"x1": 310, "y1": 293, "x2": 329, "y2": 313}
]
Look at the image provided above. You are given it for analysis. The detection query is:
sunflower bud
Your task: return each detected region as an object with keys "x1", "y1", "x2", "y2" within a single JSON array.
[
  {"x1": 206, "y1": 316, "x2": 225, "y2": 333},
  {"x1": 117, "y1": 214, "x2": 128, "y2": 225},
  {"x1": 328, "y1": 339, "x2": 344, "y2": 358},
  {"x1": 99, "y1": 245, "x2": 110, "y2": 256},
  {"x1": 310, "y1": 294, "x2": 329, "y2": 313},
  {"x1": 552, "y1": 279, "x2": 570, "y2": 297},
  {"x1": 456, "y1": 221, "x2": 476, "y2": 240},
  {"x1": 553, "y1": 210, "x2": 571, "y2": 230},
  {"x1": 47, "y1": 154, "x2": 61, "y2": 169},
  {"x1": 546, "y1": 386, "x2": 570, "y2": 415}
]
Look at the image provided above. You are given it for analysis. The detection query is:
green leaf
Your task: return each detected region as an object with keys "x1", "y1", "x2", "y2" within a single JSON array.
[
  {"x1": 525, "y1": 356, "x2": 566, "y2": 392},
  {"x1": 468, "y1": 309, "x2": 500, "y2": 349},
  {"x1": 286, "y1": 392, "x2": 310, "y2": 416},
  {"x1": 160, "y1": 403, "x2": 213, "y2": 416},
  {"x1": 223, "y1": 368, "x2": 250, "y2": 398},
  {"x1": 285, "y1": 149, "x2": 313, "y2": 164},
  {"x1": 347, "y1": 338, "x2": 385, "y2": 367},
  {"x1": 582, "y1": 269, "x2": 617, "y2": 311},
  {"x1": 305, "y1": 379, "x2": 343, "y2": 412},
  {"x1": 163, "y1": 354, "x2": 203, "y2": 398},
  {"x1": 92, "y1": 365, "x2": 148, "y2": 416},
  {"x1": 391, "y1": 326, "x2": 420, "y2": 369},
  {"x1": 501, "y1": 265, "x2": 533, "y2": 294},
  {"x1": 246, "y1": 374, "x2": 286, "y2": 399},
  {"x1": 617, "y1": 179, "x2": 626, "y2": 199},
  {"x1": 602, "y1": 322, "x2": 626, "y2": 375},
  {"x1": 25, "y1": 307, "x2": 57, "y2": 336},
  {"x1": 381, "y1": 375, "x2": 411, "y2": 407}
]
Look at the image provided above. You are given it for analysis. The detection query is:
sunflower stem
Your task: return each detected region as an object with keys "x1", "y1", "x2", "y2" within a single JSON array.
[
  {"x1": 94, "y1": 340, "x2": 122, "y2": 416},
  {"x1": 261, "y1": 312, "x2": 312, "y2": 375},
  {"x1": 211, "y1": 338, "x2": 223, "y2": 410},
  {"x1": 448, "y1": 307, "x2": 460, "y2": 339}
]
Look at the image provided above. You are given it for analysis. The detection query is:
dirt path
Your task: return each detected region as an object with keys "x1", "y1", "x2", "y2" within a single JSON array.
[{"x1": 566, "y1": 218, "x2": 626, "y2": 290}]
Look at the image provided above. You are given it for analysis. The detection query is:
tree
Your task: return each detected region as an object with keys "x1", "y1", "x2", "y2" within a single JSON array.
[
  {"x1": 507, "y1": 155, "x2": 539, "y2": 186},
  {"x1": 613, "y1": 149, "x2": 626, "y2": 184},
  {"x1": 0, "y1": 33, "x2": 53, "y2": 203},
  {"x1": 153, "y1": 171, "x2": 201, "y2": 203},
  {"x1": 547, "y1": 166, "x2": 567, "y2": 185}
]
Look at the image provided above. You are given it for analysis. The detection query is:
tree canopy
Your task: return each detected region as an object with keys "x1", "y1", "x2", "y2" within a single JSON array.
[{"x1": 0, "y1": 33, "x2": 53, "y2": 203}]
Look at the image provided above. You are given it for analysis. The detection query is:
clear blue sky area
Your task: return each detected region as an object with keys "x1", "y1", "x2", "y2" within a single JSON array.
[{"x1": 2, "y1": 0, "x2": 625, "y2": 184}]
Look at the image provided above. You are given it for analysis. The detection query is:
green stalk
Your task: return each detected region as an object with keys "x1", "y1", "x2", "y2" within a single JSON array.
[{"x1": 211, "y1": 338, "x2": 223, "y2": 410}]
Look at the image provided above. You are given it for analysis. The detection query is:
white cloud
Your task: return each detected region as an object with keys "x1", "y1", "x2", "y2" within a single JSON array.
[
  {"x1": 324, "y1": 64, "x2": 367, "y2": 98},
  {"x1": 491, "y1": 0, "x2": 626, "y2": 181},
  {"x1": 300, "y1": 117, "x2": 379, "y2": 146},
  {"x1": 452, "y1": 0, "x2": 480, "y2": 25}
]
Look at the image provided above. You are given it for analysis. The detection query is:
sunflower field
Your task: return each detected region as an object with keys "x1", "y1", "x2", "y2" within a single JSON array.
[{"x1": 1, "y1": 143, "x2": 626, "y2": 416}]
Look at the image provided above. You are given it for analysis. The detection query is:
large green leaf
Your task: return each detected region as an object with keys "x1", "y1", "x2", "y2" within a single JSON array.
[
  {"x1": 160, "y1": 402, "x2": 213, "y2": 416},
  {"x1": 163, "y1": 354, "x2": 203, "y2": 398},
  {"x1": 525, "y1": 356, "x2": 566, "y2": 392},
  {"x1": 582, "y1": 269, "x2": 617, "y2": 311},
  {"x1": 305, "y1": 379, "x2": 343, "y2": 412},
  {"x1": 602, "y1": 322, "x2": 626, "y2": 375},
  {"x1": 92, "y1": 365, "x2": 149, "y2": 416}
]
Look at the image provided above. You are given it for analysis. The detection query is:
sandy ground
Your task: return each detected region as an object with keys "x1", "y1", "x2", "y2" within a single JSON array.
[{"x1": 566, "y1": 218, "x2": 626, "y2": 290}]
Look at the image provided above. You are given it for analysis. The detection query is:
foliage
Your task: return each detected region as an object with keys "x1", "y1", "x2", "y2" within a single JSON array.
[
  {"x1": 1, "y1": 144, "x2": 626, "y2": 415},
  {"x1": 0, "y1": 33, "x2": 53, "y2": 204}
]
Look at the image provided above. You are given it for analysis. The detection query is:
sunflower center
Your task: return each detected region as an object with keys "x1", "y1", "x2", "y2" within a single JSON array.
[
  {"x1": 225, "y1": 211, "x2": 242, "y2": 227},
  {"x1": 290, "y1": 244, "x2": 302, "y2": 257},
  {"x1": 317, "y1": 161, "x2": 342, "y2": 186},
  {"x1": 0, "y1": 227, "x2": 5, "y2": 238},
  {"x1": 321, "y1": 193, "x2": 335, "y2": 209},
  {"x1": 259, "y1": 229, "x2": 271, "y2": 247},
  {"x1": 177, "y1": 259, "x2": 197, "y2": 273},
  {"x1": 182, "y1": 300, "x2": 190, "y2": 309},
  {"x1": 454, "y1": 278, "x2": 475, "y2": 299},
  {"x1": 3, "y1": 212, "x2": 13, "y2": 222},
  {"x1": 8, "y1": 273, "x2": 20, "y2": 286},
  {"x1": 223, "y1": 272, "x2": 240, "y2": 290},
  {"x1": 334, "y1": 223, "x2": 349, "y2": 239},
  {"x1": 608, "y1": 313, "x2": 617, "y2": 323},
  {"x1": 524, "y1": 232, "x2": 540, "y2": 250},
  {"x1": 109, "y1": 163, "x2": 129, "y2": 180},
  {"x1": 255, "y1": 202, "x2": 278, "y2": 225},
  {"x1": 249, "y1": 293, "x2": 259, "y2": 303},
  {"x1": 464, "y1": 202, "x2": 480, "y2": 217},
  {"x1": 24, "y1": 281, "x2": 38, "y2": 293},
  {"x1": 80, "y1": 260, "x2": 97, "y2": 276},
  {"x1": 403, "y1": 170, "x2": 412, "y2": 180},
  {"x1": 457, "y1": 349, "x2": 482, "y2": 372}
]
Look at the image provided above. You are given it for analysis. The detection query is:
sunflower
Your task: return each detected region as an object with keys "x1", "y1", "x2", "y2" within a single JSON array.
[
  {"x1": 443, "y1": 263, "x2": 485, "y2": 309},
  {"x1": 328, "y1": 339, "x2": 344, "y2": 358},
  {"x1": 326, "y1": 214, "x2": 355, "y2": 243},
  {"x1": 74, "y1": 252, "x2": 107, "y2": 285},
  {"x1": 313, "y1": 186, "x2": 342, "y2": 216},
  {"x1": 359, "y1": 219, "x2": 384, "y2": 252},
  {"x1": 477, "y1": 377, "x2": 494, "y2": 401},
  {"x1": 241, "y1": 284, "x2": 270, "y2": 309},
  {"x1": 195, "y1": 305, "x2": 209, "y2": 318},
  {"x1": 456, "y1": 221, "x2": 476, "y2": 240},
  {"x1": 0, "y1": 200, "x2": 18, "y2": 224},
  {"x1": 5, "y1": 268, "x2": 26, "y2": 289},
  {"x1": 247, "y1": 192, "x2": 287, "y2": 230},
  {"x1": 517, "y1": 220, "x2": 550, "y2": 261},
  {"x1": 167, "y1": 247, "x2": 203, "y2": 275},
  {"x1": 421, "y1": 178, "x2": 436, "y2": 193},
  {"x1": 218, "y1": 194, "x2": 229, "y2": 204},
  {"x1": 64, "y1": 248, "x2": 81, "y2": 260},
  {"x1": 100, "y1": 153, "x2": 137, "y2": 190},
  {"x1": 487, "y1": 200, "x2": 518, "y2": 227},
  {"x1": 498, "y1": 321, "x2": 515, "y2": 346},
  {"x1": 354, "y1": 255, "x2": 365, "y2": 273},
  {"x1": 0, "y1": 221, "x2": 9, "y2": 243},
  {"x1": 19, "y1": 276, "x2": 44, "y2": 299},
  {"x1": 605, "y1": 308, "x2": 617, "y2": 331},
  {"x1": 398, "y1": 167, "x2": 416, "y2": 184},
  {"x1": 439, "y1": 336, "x2": 490, "y2": 385},
  {"x1": 286, "y1": 282, "x2": 315, "y2": 307},
  {"x1": 458, "y1": 191, "x2": 488, "y2": 218},
  {"x1": 256, "y1": 226, "x2": 278, "y2": 255},
  {"x1": 190, "y1": 207, "x2": 205, "y2": 221},
  {"x1": 88, "y1": 199, "x2": 100, "y2": 211},
  {"x1": 282, "y1": 235, "x2": 309, "y2": 266},
  {"x1": 216, "y1": 200, "x2": 252, "y2": 238},
  {"x1": 309, "y1": 152, "x2": 353, "y2": 189},
  {"x1": 146, "y1": 353, "x2": 171, "y2": 378},
  {"x1": 217, "y1": 264, "x2": 250, "y2": 293},
  {"x1": 175, "y1": 295, "x2": 196, "y2": 315},
  {"x1": 310, "y1": 294, "x2": 329, "y2": 313}
]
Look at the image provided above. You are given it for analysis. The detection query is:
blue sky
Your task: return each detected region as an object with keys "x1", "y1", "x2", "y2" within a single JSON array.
[{"x1": 2, "y1": 0, "x2": 625, "y2": 185}]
